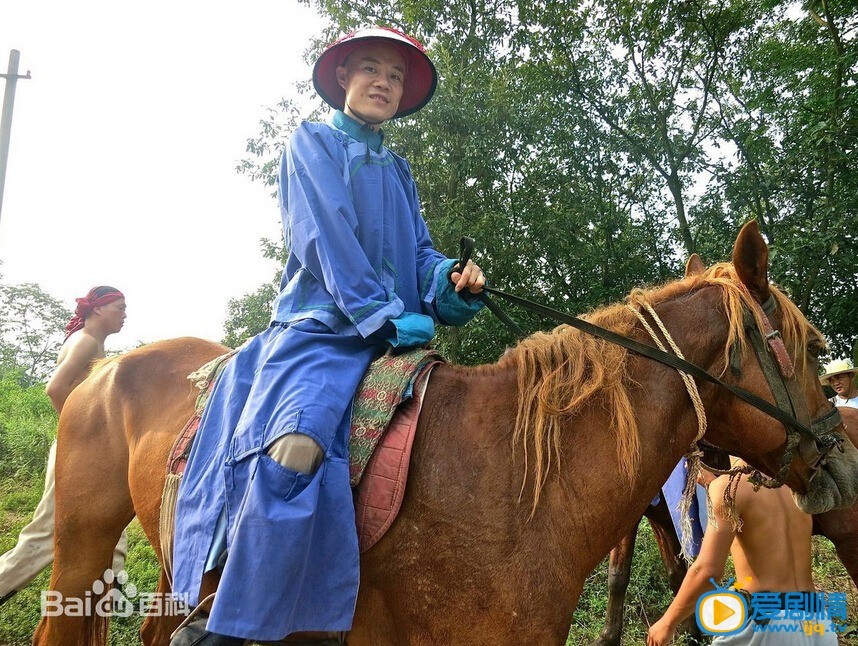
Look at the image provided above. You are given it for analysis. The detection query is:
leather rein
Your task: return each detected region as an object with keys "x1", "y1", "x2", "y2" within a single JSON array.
[{"x1": 456, "y1": 238, "x2": 844, "y2": 486}]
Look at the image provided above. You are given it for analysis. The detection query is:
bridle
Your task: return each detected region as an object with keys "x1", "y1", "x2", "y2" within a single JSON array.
[
  {"x1": 711, "y1": 289, "x2": 844, "y2": 488},
  {"x1": 455, "y1": 238, "x2": 845, "y2": 488}
]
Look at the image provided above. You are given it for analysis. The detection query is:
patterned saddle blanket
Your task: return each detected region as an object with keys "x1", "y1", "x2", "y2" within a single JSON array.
[{"x1": 162, "y1": 346, "x2": 442, "y2": 558}]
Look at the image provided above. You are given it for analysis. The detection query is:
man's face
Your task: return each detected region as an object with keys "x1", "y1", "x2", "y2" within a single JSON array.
[
  {"x1": 95, "y1": 298, "x2": 127, "y2": 334},
  {"x1": 829, "y1": 372, "x2": 857, "y2": 397},
  {"x1": 336, "y1": 42, "x2": 406, "y2": 125}
]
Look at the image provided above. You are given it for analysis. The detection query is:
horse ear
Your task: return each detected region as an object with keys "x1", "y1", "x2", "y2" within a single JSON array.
[
  {"x1": 685, "y1": 254, "x2": 706, "y2": 277},
  {"x1": 732, "y1": 221, "x2": 771, "y2": 302}
]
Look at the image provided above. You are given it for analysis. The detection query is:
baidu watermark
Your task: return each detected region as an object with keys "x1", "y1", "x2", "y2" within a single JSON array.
[{"x1": 41, "y1": 569, "x2": 190, "y2": 618}]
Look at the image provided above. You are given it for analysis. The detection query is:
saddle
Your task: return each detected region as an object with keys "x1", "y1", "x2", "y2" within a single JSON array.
[{"x1": 159, "y1": 347, "x2": 442, "y2": 578}]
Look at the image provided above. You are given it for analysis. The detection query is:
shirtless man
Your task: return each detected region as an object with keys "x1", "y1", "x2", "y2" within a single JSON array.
[
  {"x1": 647, "y1": 458, "x2": 837, "y2": 645},
  {"x1": 0, "y1": 286, "x2": 127, "y2": 605}
]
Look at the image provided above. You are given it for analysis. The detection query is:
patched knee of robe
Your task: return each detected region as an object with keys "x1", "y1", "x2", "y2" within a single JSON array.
[{"x1": 266, "y1": 433, "x2": 324, "y2": 476}]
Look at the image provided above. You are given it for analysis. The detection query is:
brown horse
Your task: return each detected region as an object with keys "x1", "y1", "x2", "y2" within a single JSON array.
[
  {"x1": 35, "y1": 222, "x2": 858, "y2": 646},
  {"x1": 592, "y1": 407, "x2": 858, "y2": 646},
  {"x1": 814, "y1": 406, "x2": 858, "y2": 583}
]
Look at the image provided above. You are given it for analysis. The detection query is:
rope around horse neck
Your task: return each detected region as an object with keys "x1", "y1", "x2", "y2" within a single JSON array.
[
  {"x1": 627, "y1": 303, "x2": 708, "y2": 440},
  {"x1": 627, "y1": 303, "x2": 707, "y2": 557},
  {"x1": 627, "y1": 302, "x2": 801, "y2": 536}
]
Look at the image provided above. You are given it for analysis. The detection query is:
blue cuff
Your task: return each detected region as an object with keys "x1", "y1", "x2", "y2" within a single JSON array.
[
  {"x1": 434, "y1": 258, "x2": 485, "y2": 326},
  {"x1": 384, "y1": 312, "x2": 436, "y2": 348}
]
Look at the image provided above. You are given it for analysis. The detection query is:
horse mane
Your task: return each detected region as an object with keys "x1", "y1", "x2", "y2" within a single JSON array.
[{"x1": 504, "y1": 262, "x2": 817, "y2": 512}]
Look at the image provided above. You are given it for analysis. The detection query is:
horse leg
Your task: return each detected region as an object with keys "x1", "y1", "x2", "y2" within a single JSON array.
[
  {"x1": 139, "y1": 570, "x2": 188, "y2": 646},
  {"x1": 130, "y1": 418, "x2": 228, "y2": 645},
  {"x1": 33, "y1": 488, "x2": 133, "y2": 646},
  {"x1": 814, "y1": 516, "x2": 858, "y2": 587},
  {"x1": 131, "y1": 435, "x2": 210, "y2": 645},
  {"x1": 590, "y1": 522, "x2": 639, "y2": 646},
  {"x1": 647, "y1": 501, "x2": 702, "y2": 642},
  {"x1": 33, "y1": 400, "x2": 134, "y2": 646}
]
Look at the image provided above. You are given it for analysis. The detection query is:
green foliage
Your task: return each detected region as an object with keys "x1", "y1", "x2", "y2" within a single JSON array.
[
  {"x1": 0, "y1": 477, "x2": 47, "y2": 646},
  {"x1": 0, "y1": 369, "x2": 56, "y2": 479},
  {"x1": 0, "y1": 282, "x2": 71, "y2": 386},
  {"x1": 700, "y1": 0, "x2": 858, "y2": 356},
  {"x1": 221, "y1": 239, "x2": 287, "y2": 348},
  {"x1": 222, "y1": 281, "x2": 280, "y2": 349},
  {"x1": 231, "y1": 0, "x2": 856, "y2": 365}
]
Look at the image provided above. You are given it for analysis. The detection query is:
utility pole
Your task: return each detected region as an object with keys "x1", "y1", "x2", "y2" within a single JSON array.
[{"x1": 0, "y1": 50, "x2": 32, "y2": 225}]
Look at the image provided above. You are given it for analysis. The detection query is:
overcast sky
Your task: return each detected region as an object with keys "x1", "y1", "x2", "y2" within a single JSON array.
[{"x1": 0, "y1": 1, "x2": 326, "y2": 351}]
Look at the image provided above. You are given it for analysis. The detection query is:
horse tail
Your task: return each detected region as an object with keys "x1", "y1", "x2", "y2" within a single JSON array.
[{"x1": 81, "y1": 611, "x2": 109, "y2": 646}]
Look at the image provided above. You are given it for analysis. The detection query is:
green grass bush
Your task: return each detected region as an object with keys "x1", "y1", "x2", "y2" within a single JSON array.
[{"x1": 0, "y1": 370, "x2": 56, "y2": 480}]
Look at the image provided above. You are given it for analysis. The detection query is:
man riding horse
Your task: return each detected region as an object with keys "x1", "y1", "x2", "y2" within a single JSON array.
[{"x1": 170, "y1": 26, "x2": 485, "y2": 646}]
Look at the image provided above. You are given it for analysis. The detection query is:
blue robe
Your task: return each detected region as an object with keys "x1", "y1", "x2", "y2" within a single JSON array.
[
  {"x1": 171, "y1": 111, "x2": 481, "y2": 641},
  {"x1": 652, "y1": 458, "x2": 707, "y2": 558}
]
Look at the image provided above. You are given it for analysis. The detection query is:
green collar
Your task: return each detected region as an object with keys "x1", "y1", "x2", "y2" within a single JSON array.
[{"x1": 331, "y1": 110, "x2": 385, "y2": 153}]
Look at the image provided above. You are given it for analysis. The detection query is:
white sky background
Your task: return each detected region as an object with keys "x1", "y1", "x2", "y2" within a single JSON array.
[{"x1": 0, "y1": 1, "x2": 326, "y2": 351}]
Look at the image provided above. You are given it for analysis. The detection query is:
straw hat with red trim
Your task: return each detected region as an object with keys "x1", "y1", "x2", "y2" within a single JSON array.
[
  {"x1": 313, "y1": 26, "x2": 438, "y2": 119},
  {"x1": 820, "y1": 358, "x2": 858, "y2": 384}
]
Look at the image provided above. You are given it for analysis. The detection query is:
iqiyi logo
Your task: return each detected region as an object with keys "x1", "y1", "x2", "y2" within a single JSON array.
[
  {"x1": 41, "y1": 569, "x2": 190, "y2": 617},
  {"x1": 695, "y1": 579, "x2": 748, "y2": 636}
]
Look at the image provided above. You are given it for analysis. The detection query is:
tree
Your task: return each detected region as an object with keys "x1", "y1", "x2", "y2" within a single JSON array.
[
  {"x1": 700, "y1": 0, "x2": 858, "y2": 355},
  {"x1": 519, "y1": 0, "x2": 740, "y2": 257},
  {"x1": 222, "y1": 241, "x2": 285, "y2": 348},
  {"x1": 0, "y1": 282, "x2": 71, "y2": 385},
  {"x1": 229, "y1": 0, "x2": 856, "y2": 361}
]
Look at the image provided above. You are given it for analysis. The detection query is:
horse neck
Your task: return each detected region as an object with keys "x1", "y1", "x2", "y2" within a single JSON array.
[
  {"x1": 416, "y1": 286, "x2": 735, "y2": 618},
  {"x1": 515, "y1": 286, "x2": 733, "y2": 587}
]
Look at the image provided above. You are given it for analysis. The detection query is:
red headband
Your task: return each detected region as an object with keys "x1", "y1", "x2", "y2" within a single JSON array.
[{"x1": 64, "y1": 289, "x2": 125, "y2": 339}]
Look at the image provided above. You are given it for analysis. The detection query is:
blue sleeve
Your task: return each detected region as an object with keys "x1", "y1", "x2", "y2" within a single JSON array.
[
  {"x1": 280, "y1": 124, "x2": 404, "y2": 338},
  {"x1": 432, "y1": 259, "x2": 485, "y2": 326},
  {"x1": 381, "y1": 312, "x2": 436, "y2": 348}
]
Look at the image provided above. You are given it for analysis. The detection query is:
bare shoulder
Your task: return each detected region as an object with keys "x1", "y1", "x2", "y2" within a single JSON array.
[
  {"x1": 708, "y1": 474, "x2": 732, "y2": 507},
  {"x1": 62, "y1": 331, "x2": 102, "y2": 362},
  {"x1": 708, "y1": 473, "x2": 756, "y2": 521}
]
